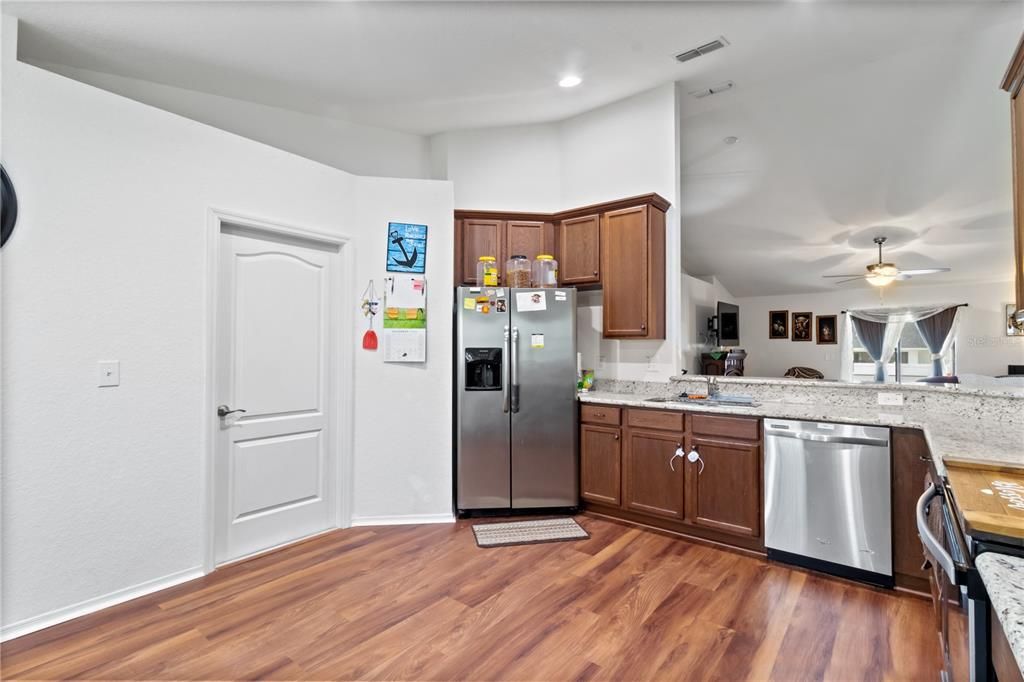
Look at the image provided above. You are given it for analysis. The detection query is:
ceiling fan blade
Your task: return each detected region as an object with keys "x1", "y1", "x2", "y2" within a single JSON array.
[
  {"x1": 832, "y1": 276, "x2": 868, "y2": 285},
  {"x1": 822, "y1": 274, "x2": 866, "y2": 279},
  {"x1": 896, "y1": 267, "x2": 951, "y2": 276}
]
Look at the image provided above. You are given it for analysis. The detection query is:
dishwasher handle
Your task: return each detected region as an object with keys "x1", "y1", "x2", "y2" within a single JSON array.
[
  {"x1": 916, "y1": 483, "x2": 956, "y2": 586},
  {"x1": 764, "y1": 428, "x2": 889, "y2": 448}
]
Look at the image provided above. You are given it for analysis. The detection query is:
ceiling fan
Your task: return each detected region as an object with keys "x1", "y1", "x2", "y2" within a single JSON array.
[{"x1": 823, "y1": 236, "x2": 951, "y2": 287}]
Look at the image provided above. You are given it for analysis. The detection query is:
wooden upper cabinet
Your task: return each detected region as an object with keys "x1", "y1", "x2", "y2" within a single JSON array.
[
  {"x1": 624, "y1": 428, "x2": 684, "y2": 520},
  {"x1": 602, "y1": 205, "x2": 666, "y2": 339},
  {"x1": 559, "y1": 214, "x2": 601, "y2": 285},
  {"x1": 580, "y1": 424, "x2": 621, "y2": 507},
  {"x1": 459, "y1": 219, "x2": 503, "y2": 285},
  {"x1": 454, "y1": 194, "x2": 668, "y2": 339},
  {"x1": 505, "y1": 220, "x2": 547, "y2": 263},
  {"x1": 684, "y1": 435, "x2": 761, "y2": 538},
  {"x1": 1003, "y1": 32, "x2": 1024, "y2": 314}
]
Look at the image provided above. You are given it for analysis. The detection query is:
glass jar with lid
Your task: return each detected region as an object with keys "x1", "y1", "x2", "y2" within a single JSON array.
[
  {"x1": 476, "y1": 256, "x2": 498, "y2": 286},
  {"x1": 506, "y1": 255, "x2": 531, "y2": 288},
  {"x1": 532, "y1": 254, "x2": 558, "y2": 288}
]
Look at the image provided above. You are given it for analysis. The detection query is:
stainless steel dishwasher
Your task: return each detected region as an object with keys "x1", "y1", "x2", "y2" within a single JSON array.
[{"x1": 764, "y1": 419, "x2": 893, "y2": 587}]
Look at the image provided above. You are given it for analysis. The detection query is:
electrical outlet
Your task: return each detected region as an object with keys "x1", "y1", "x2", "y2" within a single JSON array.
[
  {"x1": 98, "y1": 361, "x2": 120, "y2": 387},
  {"x1": 877, "y1": 392, "x2": 903, "y2": 406}
]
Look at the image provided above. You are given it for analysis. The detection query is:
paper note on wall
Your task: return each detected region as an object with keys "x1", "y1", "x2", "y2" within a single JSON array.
[{"x1": 383, "y1": 275, "x2": 426, "y2": 362}]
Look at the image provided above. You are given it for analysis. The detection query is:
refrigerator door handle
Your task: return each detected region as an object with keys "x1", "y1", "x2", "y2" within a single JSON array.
[
  {"x1": 502, "y1": 325, "x2": 511, "y2": 414},
  {"x1": 510, "y1": 326, "x2": 520, "y2": 413}
]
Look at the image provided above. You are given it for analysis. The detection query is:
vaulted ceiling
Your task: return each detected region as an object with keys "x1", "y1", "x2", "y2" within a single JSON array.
[
  {"x1": 7, "y1": 1, "x2": 1021, "y2": 135},
  {"x1": 5, "y1": 0, "x2": 1022, "y2": 295}
]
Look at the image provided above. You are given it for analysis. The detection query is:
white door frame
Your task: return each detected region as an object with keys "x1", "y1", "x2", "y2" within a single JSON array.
[{"x1": 202, "y1": 207, "x2": 354, "y2": 573}]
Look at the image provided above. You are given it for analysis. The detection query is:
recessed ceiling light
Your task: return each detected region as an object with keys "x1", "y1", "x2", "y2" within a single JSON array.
[
  {"x1": 559, "y1": 75, "x2": 582, "y2": 88},
  {"x1": 724, "y1": 136, "x2": 739, "y2": 145}
]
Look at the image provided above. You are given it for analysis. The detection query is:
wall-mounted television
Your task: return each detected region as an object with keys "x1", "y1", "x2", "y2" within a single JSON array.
[{"x1": 717, "y1": 301, "x2": 740, "y2": 346}]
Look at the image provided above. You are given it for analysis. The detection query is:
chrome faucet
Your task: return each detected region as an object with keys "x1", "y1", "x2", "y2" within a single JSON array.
[{"x1": 706, "y1": 376, "x2": 720, "y2": 398}]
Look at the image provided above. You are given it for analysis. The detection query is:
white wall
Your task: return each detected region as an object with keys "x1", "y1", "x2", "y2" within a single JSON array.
[
  {"x1": 430, "y1": 125, "x2": 562, "y2": 212},
  {"x1": 736, "y1": 280, "x2": 1023, "y2": 380},
  {"x1": 1, "y1": 18, "x2": 453, "y2": 637},
  {"x1": 435, "y1": 84, "x2": 683, "y2": 380},
  {"x1": 680, "y1": 274, "x2": 737, "y2": 375},
  {"x1": 349, "y1": 176, "x2": 454, "y2": 522},
  {"x1": 31, "y1": 61, "x2": 433, "y2": 181}
]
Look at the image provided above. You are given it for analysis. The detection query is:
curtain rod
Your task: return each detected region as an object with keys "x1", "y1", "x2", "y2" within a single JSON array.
[{"x1": 840, "y1": 303, "x2": 968, "y2": 314}]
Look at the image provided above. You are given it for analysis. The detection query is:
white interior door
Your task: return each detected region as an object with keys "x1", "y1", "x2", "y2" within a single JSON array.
[{"x1": 215, "y1": 227, "x2": 339, "y2": 565}]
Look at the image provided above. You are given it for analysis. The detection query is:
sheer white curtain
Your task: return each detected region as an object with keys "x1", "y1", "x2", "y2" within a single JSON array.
[{"x1": 843, "y1": 305, "x2": 964, "y2": 383}]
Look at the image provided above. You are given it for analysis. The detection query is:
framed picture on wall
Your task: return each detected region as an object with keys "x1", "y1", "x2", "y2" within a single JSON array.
[
  {"x1": 386, "y1": 222, "x2": 428, "y2": 274},
  {"x1": 792, "y1": 312, "x2": 812, "y2": 342},
  {"x1": 816, "y1": 315, "x2": 838, "y2": 344},
  {"x1": 769, "y1": 310, "x2": 788, "y2": 339}
]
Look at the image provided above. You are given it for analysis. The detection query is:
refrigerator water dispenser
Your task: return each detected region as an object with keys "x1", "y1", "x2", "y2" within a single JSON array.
[{"x1": 464, "y1": 348, "x2": 502, "y2": 390}]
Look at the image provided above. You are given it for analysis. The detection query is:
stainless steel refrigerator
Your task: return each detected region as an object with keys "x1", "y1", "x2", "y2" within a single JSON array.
[{"x1": 455, "y1": 286, "x2": 578, "y2": 515}]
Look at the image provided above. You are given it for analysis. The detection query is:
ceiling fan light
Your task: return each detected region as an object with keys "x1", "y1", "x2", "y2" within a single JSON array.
[
  {"x1": 876, "y1": 263, "x2": 899, "y2": 277},
  {"x1": 866, "y1": 273, "x2": 895, "y2": 287}
]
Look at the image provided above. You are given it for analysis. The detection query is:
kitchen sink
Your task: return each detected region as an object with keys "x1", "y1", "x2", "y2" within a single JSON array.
[{"x1": 644, "y1": 394, "x2": 759, "y2": 407}]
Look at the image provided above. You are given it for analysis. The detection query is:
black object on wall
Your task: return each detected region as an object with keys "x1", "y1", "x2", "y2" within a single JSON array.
[{"x1": 1, "y1": 165, "x2": 17, "y2": 248}]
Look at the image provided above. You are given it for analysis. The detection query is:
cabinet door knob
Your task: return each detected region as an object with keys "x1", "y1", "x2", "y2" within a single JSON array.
[
  {"x1": 640, "y1": 323, "x2": 646, "y2": 331},
  {"x1": 669, "y1": 449, "x2": 684, "y2": 472},
  {"x1": 688, "y1": 448, "x2": 705, "y2": 474},
  {"x1": 593, "y1": 270, "x2": 599, "y2": 276},
  {"x1": 613, "y1": 433, "x2": 619, "y2": 440}
]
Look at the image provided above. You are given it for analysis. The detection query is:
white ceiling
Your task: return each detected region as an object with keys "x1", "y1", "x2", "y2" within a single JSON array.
[
  {"x1": 4, "y1": 0, "x2": 1023, "y2": 295},
  {"x1": 6, "y1": 0, "x2": 1022, "y2": 136},
  {"x1": 678, "y1": 4, "x2": 1022, "y2": 296}
]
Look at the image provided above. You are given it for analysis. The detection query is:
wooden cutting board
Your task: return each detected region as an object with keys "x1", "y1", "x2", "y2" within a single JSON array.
[{"x1": 944, "y1": 457, "x2": 1024, "y2": 541}]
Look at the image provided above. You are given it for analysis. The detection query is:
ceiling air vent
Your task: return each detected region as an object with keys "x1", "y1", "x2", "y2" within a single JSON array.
[
  {"x1": 688, "y1": 81, "x2": 735, "y2": 99},
  {"x1": 675, "y1": 37, "x2": 730, "y2": 64}
]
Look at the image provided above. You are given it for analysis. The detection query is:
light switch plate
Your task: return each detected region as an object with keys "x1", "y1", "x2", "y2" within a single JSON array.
[
  {"x1": 877, "y1": 392, "x2": 903, "y2": 406},
  {"x1": 98, "y1": 361, "x2": 120, "y2": 387}
]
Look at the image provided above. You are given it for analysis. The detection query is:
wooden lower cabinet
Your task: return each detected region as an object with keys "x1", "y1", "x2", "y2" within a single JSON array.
[
  {"x1": 580, "y1": 424, "x2": 621, "y2": 506},
  {"x1": 892, "y1": 427, "x2": 932, "y2": 592},
  {"x1": 623, "y1": 428, "x2": 685, "y2": 520},
  {"x1": 581, "y1": 407, "x2": 764, "y2": 553},
  {"x1": 580, "y1": 404, "x2": 941, "y2": 589},
  {"x1": 685, "y1": 436, "x2": 761, "y2": 538}
]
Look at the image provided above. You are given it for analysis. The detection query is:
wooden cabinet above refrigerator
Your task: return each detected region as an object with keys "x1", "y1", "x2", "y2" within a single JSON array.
[{"x1": 454, "y1": 193, "x2": 669, "y2": 340}]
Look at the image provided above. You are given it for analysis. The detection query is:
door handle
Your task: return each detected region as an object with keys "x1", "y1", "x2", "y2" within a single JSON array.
[
  {"x1": 764, "y1": 429, "x2": 889, "y2": 447},
  {"x1": 510, "y1": 326, "x2": 520, "y2": 413},
  {"x1": 916, "y1": 484, "x2": 955, "y2": 585},
  {"x1": 502, "y1": 326, "x2": 510, "y2": 414},
  {"x1": 217, "y1": 405, "x2": 247, "y2": 418}
]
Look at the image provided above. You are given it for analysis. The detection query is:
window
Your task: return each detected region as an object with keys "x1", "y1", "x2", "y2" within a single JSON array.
[{"x1": 851, "y1": 323, "x2": 956, "y2": 383}]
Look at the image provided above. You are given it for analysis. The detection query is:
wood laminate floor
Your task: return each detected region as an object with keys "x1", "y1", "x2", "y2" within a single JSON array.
[{"x1": 2, "y1": 516, "x2": 951, "y2": 681}]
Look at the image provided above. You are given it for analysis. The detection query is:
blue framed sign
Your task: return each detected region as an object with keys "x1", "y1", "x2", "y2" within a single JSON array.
[{"x1": 386, "y1": 222, "x2": 427, "y2": 274}]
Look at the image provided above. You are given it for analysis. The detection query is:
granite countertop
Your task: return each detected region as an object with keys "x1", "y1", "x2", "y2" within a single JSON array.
[
  {"x1": 578, "y1": 391, "x2": 1023, "y2": 473},
  {"x1": 666, "y1": 374, "x2": 1024, "y2": 399},
  {"x1": 976, "y1": 552, "x2": 1024, "y2": 673}
]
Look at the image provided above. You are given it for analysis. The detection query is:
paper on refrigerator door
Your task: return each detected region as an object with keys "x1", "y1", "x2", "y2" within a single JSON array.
[{"x1": 515, "y1": 290, "x2": 547, "y2": 312}]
